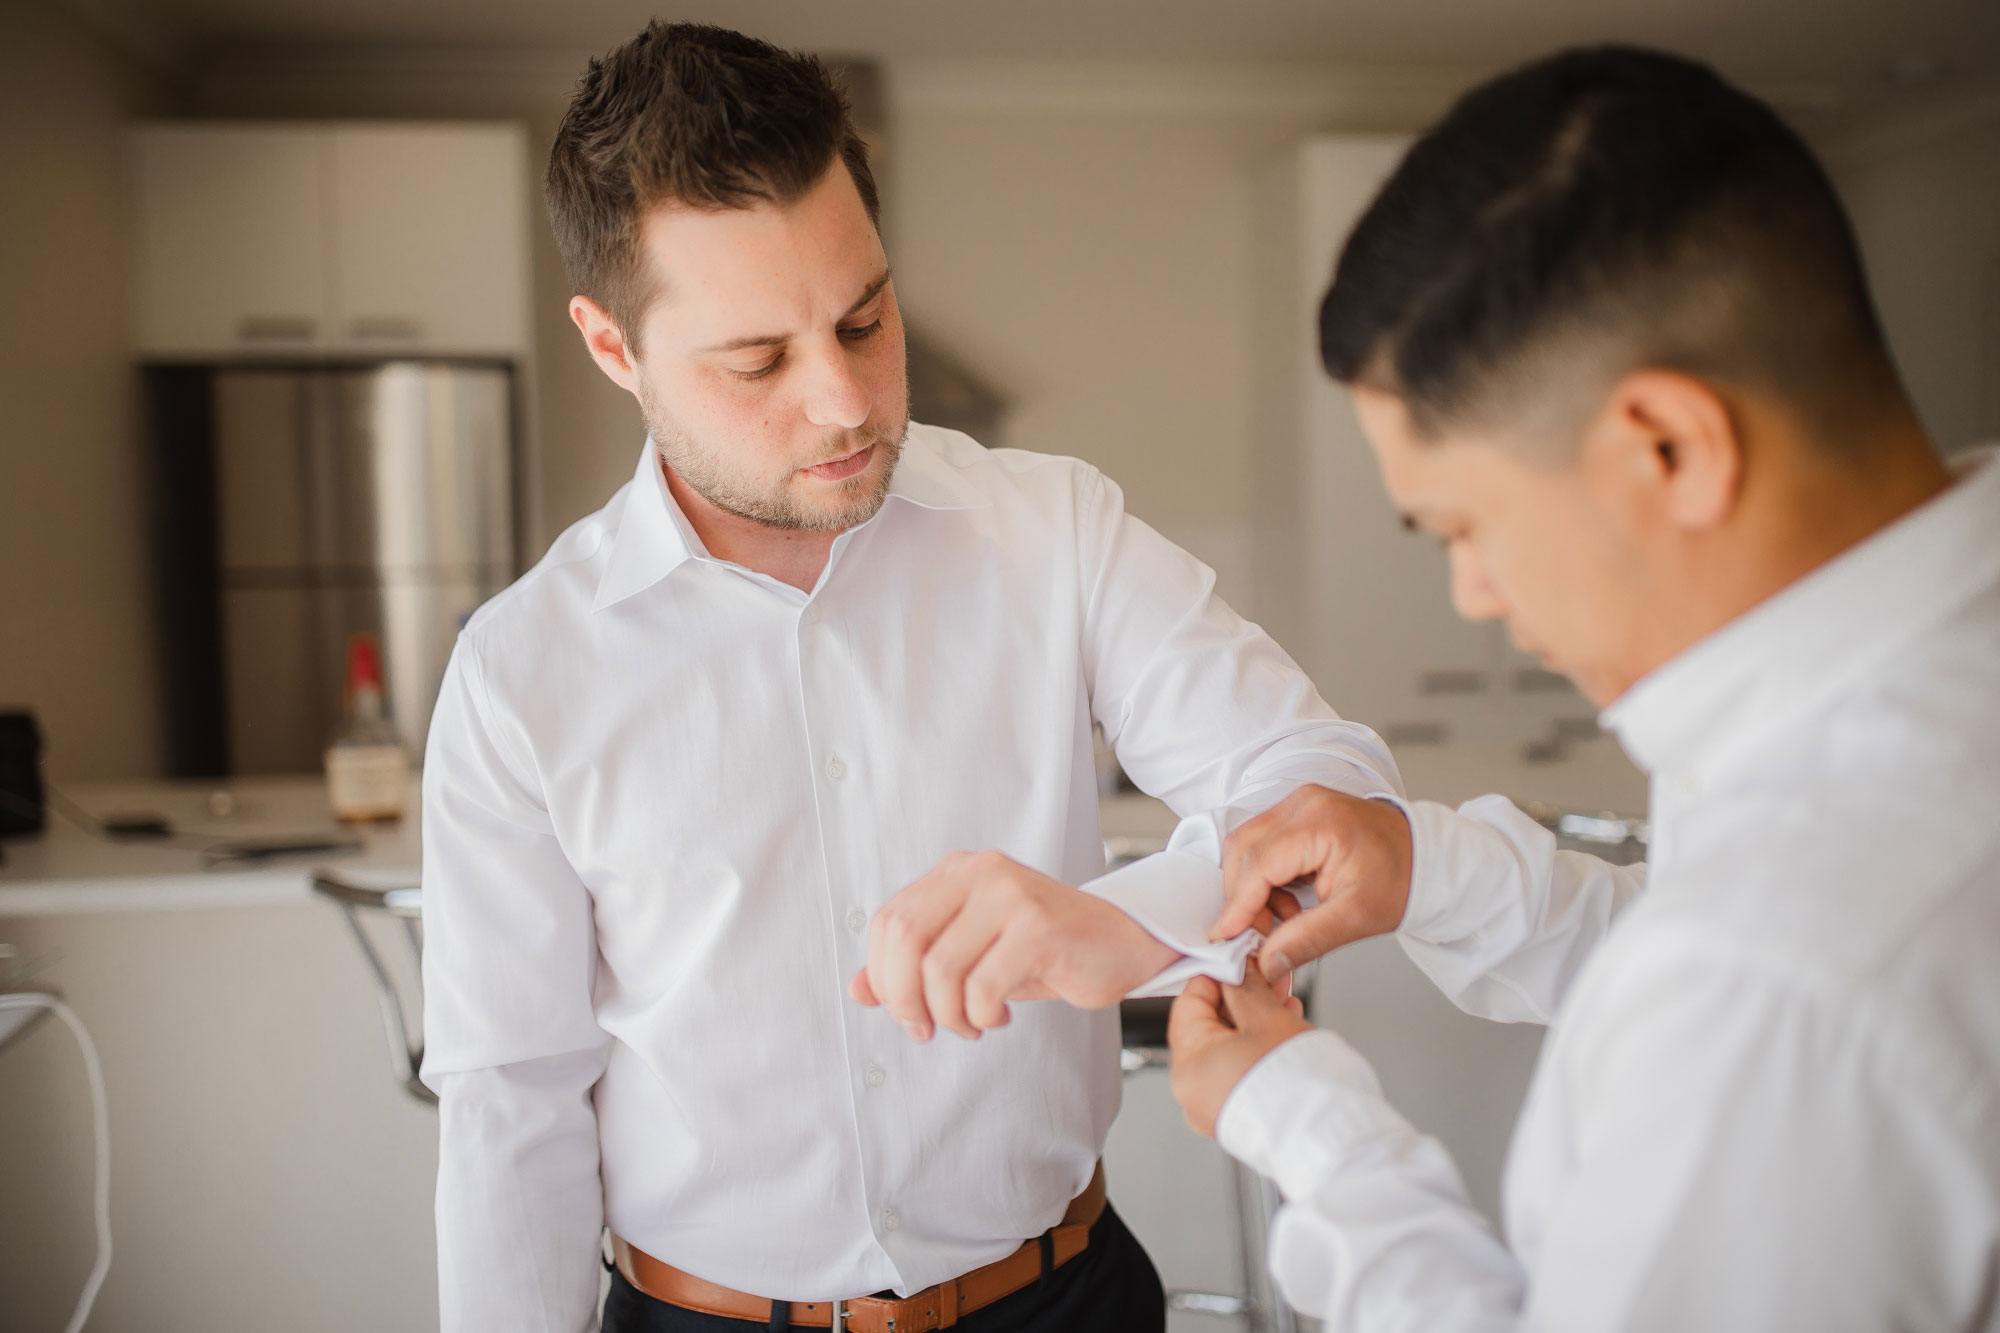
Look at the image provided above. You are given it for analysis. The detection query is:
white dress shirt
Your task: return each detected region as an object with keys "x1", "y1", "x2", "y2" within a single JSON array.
[
  {"x1": 419, "y1": 423, "x2": 1401, "y2": 1331},
  {"x1": 1219, "y1": 446, "x2": 2000, "y2": 1331}
]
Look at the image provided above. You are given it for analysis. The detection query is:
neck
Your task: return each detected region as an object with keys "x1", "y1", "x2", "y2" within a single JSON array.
[
  {"x1": 1633, "y1": 410, "x2": 1955, "y2": 688},
  {"x1": 661, "y1": 458, "x2": 839, "y2": 594}
]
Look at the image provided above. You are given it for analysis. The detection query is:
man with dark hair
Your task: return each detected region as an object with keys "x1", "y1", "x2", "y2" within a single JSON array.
[
  {"x1": 419, "y1": 21, "x2": 1400, "y2": 1333},
  {"x1": 1168, "y1": 46, "x2": 2000, "y2": 1329}
]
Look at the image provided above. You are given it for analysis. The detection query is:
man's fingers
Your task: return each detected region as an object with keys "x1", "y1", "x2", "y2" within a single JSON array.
[
  {"x1": 850, "y1": 968, "x2": 878, "y2": 1006},
  {"x1": 1211, "y1": 805, "x2": 1293, "y2": 940},
  {"x1": 1217, "y1": 960, "x2": 1284, "y2": 1025},
  {"x1": 1168, "y1": 975, "x2": 1231, "y2": 1048},
  {"x1": 1258, "y1": 896, "x2": 1370, "y2": 982},
  {"x1": 867, "y1": 885, "x2": 965, "y2": 1041},
  {"x1": 1214, "y1": 807, "x2": 1336, "y2": 942},
  {"x1": 960, "y1": 926, "x2": 1044, "y2": 1032},
  {"x1": 920, "y1": 901, "x2": 1009, "y2": 1040}
]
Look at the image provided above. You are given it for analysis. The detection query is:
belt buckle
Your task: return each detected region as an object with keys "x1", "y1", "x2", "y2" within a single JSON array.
[{"x1": 832, "y1": 1298, "x2": 849, "y2": 1328}]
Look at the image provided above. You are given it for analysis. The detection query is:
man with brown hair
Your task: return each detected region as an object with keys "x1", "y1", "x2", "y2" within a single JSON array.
[{"x1": 419, "y1": 22, "x2": 1398, "y2": 1332}]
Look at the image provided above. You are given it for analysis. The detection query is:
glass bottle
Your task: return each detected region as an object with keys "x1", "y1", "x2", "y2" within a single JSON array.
[{"x1": 325, "y1": 632, "x2": 409, "y2": 823}]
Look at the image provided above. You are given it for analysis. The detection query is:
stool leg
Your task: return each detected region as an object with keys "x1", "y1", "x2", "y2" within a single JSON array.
[
  {"x1": 1257, "y1": 1172, "x2": 1297, "y2": 1333},
  {"x1": 1230, "y1": 1156, "x2": 1261, "y2": 1330}
]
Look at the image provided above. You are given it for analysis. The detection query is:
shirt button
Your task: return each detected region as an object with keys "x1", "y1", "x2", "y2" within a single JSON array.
[
  {"x1": 845, "y1": 908, "x2": 868, "y2": 934},
  {"x1": 801, "y1": 604, "x2": 820, "y2": 626},
  {"x1": 882, "y1": 1208, "x2": 901, "y2": 1232},
  {"x1": 864, "y1": 1065, "x2": 886, "y2": 1088},
  {"x1": 825, "y1": 757, "x2": 847, "y2": 781}
]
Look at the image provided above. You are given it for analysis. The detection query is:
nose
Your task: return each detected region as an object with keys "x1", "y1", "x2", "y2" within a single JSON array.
[
  {"x1": 1447, "y1": 544, "x2": 1507, "y2": 623},
  {"x1": 802, "y1": 341, "x2": 871, "y2": 432}
]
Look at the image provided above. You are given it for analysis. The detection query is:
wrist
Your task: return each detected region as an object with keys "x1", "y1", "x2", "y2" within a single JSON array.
[
  {"x1": 1363, "y1": 792, "x2": 1421, "y2": 935},
  {"x1": 1096, "y1": 893, "x2": 1180, "y2": 992}
]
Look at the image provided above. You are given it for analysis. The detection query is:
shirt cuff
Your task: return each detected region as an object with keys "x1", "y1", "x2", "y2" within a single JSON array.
[
  {"x1": 1391, "y1": 795, "x2": 1500, "y2": 946},
  {"x1": 1214, "y1": 1028, "x2": 1399, "y2": 1200},
  {"x1": 1081, "y1": 849, "x2": 1260, "y2": 996}
]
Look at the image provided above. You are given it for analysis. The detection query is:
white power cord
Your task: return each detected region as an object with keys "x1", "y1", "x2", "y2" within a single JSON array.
[{"x1": 0, "y1": 993, "x2": 112, "y2": 1333}]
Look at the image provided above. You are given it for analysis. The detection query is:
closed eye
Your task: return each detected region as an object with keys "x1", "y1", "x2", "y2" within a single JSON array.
[
  {"x1": 839, "y1": 319, "x2": 882, "y2": 343},
  {"x1": 729, "y1": 355, "x2": 783, "y2": 382}
]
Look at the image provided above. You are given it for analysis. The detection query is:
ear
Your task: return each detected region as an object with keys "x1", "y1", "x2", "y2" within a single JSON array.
[
  {"x1": 1601, "y1": 369, "x2": 1744, "y2": 532},
  {"x1": 569, "y1": 295, "x2": 641, "y2": 395}
]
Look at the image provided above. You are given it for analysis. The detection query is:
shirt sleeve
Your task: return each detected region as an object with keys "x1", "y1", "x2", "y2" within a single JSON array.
[
  {"x1": 1070, "y1": 466, "x2": 1406, "y2": 995},
  {"x1": 1389, "y1": 794, "x2": 1647, "y2": 1024},
  {"x1": 1217, "y1": 1030, "x2": 1525, "y2": 1331},
  {"x1": 421, "y1": 636, "x2": 612, "y2": 1333},
  {"x1": 1216, "y1": 938, "x2": 1996, "y2": 1333}
]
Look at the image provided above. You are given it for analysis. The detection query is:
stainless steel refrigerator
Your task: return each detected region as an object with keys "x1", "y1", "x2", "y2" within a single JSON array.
[{"x1": 148, "y1": 361, "x2": 518, "y2": 777}]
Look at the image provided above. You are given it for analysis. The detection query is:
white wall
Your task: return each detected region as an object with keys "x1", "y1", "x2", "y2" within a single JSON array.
[
  {"x1": 0, "y1": 4, "x2": 178, "y2": 779},
  {"x1": 1827, "y1": 89, "x2": 2000, "y2": 456},
  {"x1": 884, "y1": 61, "x2": 1476, "y2": 616}
]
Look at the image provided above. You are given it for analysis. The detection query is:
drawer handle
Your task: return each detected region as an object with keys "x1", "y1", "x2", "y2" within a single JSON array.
[
  {"x1": 348, "y1": 315, "x2": 425, "y2": 341},
  {"x1": 1418, "y1": 668, "x2": 1488, "y2": 696},
  {"x1": 237, "y1": 315, "x2": 316, "y2": 342}
]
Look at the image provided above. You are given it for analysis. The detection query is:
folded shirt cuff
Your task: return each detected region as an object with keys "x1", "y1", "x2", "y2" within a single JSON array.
[
  {"x1": 1081, "y1": 848, "x2": 1260, "y2": 996},
  {"x1": 1215, "y1": 1028, "x2": 1399, "y2": 1199}
]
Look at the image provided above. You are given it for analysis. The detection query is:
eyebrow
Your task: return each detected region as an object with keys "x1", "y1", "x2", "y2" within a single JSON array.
[{"x1": 696, "y1": 269, "x2": 892, "y2": 355}]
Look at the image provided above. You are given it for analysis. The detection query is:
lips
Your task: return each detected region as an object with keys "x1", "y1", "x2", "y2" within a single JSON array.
[{"x1": 802, "y1": 443, "x2": 875, "y2": 482}]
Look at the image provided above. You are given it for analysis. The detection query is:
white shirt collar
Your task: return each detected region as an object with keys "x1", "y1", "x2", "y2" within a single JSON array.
[
  {"x1": 591, "y1": 427, "x2": 992, "y2": 613},
  {"x1": 1603, "y1": 445, "x2": 2000, "y2": 782}
]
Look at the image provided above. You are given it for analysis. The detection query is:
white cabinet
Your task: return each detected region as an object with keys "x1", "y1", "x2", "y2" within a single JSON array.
[
  {"x1": 327, "y1": 126, "x2": 531, "y2": 355},
  {"x1": 1253, "y1": 137, "x2": 1597, "y2": 747},
  {"x1": 132, "y1": 122, "x2": 532, "y2": 359},
  {"x1": 132, "y1": 126, "x2": 330, "y2": 353}
]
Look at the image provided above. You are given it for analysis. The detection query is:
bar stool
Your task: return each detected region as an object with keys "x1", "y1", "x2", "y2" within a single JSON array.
[
  {"x1": 313, "y1": 870, "x2": 434, "y2": 1106},
  {"x1": 1109, "y1": 837, "x2": 1300, "y2": 1333}
]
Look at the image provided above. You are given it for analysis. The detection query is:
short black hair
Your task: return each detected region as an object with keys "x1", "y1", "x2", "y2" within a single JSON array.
[
  {"x1": 1319, "y1": 46, "x2": 1898, "y2": 445},
  {"x1": 547, "y1": 22, "x2": 879, "y2": 347}
]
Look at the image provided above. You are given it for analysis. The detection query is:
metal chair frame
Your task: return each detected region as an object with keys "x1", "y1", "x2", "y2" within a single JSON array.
[{"x1": 312, "y1": 871, "x2": 435, "y2": 1106}]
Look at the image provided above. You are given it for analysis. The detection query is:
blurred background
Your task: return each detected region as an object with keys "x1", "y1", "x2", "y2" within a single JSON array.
[{"x1": 0, "y1": 0, "x2": 1994, "y2": 1329}]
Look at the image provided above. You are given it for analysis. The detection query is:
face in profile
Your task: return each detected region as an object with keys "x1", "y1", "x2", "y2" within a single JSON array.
[
  {"x1": 622, "y1": 163, "x2": 911, "y2": 533},
  {"x1": 1351, "y1": 385, "x2": 1655, "y2": 707}
]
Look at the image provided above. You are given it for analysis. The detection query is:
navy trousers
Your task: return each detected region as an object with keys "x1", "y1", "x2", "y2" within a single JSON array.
[{"x1": 601, "y1": 1205, "x2": 1166, "y2": 1333}]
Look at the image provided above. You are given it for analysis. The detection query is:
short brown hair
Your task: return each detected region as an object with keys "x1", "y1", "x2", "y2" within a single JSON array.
[{"x1": 546, "y1": 22, "x2": 881, "y2": 346}]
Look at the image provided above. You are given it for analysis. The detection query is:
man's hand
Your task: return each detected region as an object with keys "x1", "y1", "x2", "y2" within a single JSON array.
[
  {"x1": 850, "y1": 850, "x2": 1178, "y2": 1041},
  {"x1": 1168, "y1": 962, "x2": 1313, "y2": 1138},
  {"x1": 1209, "y1": 785, "x2": 1414, "y2": 982}
]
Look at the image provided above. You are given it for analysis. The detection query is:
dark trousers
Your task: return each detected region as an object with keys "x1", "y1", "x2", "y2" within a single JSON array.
[{"x1": 601, "y1": 1205, "x2": 1166, "y2": 1333}]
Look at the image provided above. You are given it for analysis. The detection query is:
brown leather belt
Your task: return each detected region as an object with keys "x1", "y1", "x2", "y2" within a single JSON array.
[{"x1": 611, "y1": 1162, "x2": 1107, "y2": 1332}]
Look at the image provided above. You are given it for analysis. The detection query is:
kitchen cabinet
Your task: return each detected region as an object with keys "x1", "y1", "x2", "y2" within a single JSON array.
[
  {"x1": 131, "y1": 126, "x2": 330, "y2": 355},
  {"x1": 131, "y1": 122, "x2": 531, "y2": 359},
  {"x1": 1253, "y1": 136, "x2": 1598, "y2": 747}
]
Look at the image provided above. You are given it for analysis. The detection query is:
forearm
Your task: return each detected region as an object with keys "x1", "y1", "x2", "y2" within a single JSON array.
[
  {"x1": 436, "y1": 1056, "x2": 609, "y2": 1333},
  {"x1": 1393, "y1": 795, "x2": 1646, "y2": 1024},
  {"x1": 1076, "y1": 465, "x2": 1406, "y2": 991},
  {"x1": 1218, "y1": 1031, "x2": 1525, "y2": 1330}
]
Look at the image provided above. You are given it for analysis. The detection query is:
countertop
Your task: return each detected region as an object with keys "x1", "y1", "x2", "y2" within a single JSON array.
[
  {"x1": 0, "y1": 735, "x2": 1646, "y2": 918},
  {"x1": 0, "y1": 776, "x2": 419, "y2": 917}
]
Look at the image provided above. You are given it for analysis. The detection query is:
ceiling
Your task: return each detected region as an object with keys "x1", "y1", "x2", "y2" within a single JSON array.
[{"x1": 72, "y1": 0, "x2": 2000, "y2": 123}]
